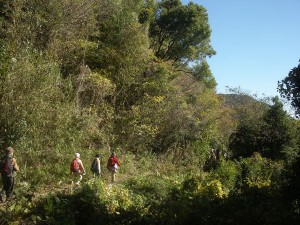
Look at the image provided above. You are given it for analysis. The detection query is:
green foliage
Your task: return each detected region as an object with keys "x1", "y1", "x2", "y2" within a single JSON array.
[
  {"x1": 149, "y1": 0, "x2": 215, "y2": 64},
  {"x1": 138, "y1": 0, "x2": 157, "y2": 24},
  {"x1": 229, "y1": 117, "x2": 263, "y2": 158},
  {"x1": 284, "y1": 156, "x2": 300, "y2": 201},
  {"x1": 191, "y1": 61, "x2": 217, "y2": 90},
  {"x1": 0, "y1": 51, "x2": 65, "y2": 146},
  {"x1": 237, "y1": 153, "x2": 285, "y2": 190},
  {"x1": 111, "y1": 62, "x2": 175, "y2": 152},
  {"x1": 1, "y1": 1, "x2": 299, "y2": 224},
  {"x1": 229, "y1": 96, "x2": 299, "y2": 162},
  {"x1": 124, "y1": 70, "x2": 221, "y2": 154},
  {"x1": 0, "y1": 38, "x2": 9, "y2": 100},
  {"x1": 87, "y1": 0, "x2": 150, "y2": 111},
  {"x1": 261, "y1": 97, "x2": 299, "y2": 162},
  {"x1": 0, "y1": 0, "x2": 13, "y2": 38},
  {"x1": 200, "y1": 179, "x2": 225, "y2": 199},
  {"x1": 3, "y1": 153, "x2": 298, "y2": 225},
  {"x1": 278, "y1": 60, "x2": 300, "y2": 117},
  {"x1": 191, "y1": 139, "x2": 210, "y2": 166},
  {"x1": 210, "y1": 159, "x2": 239, "y2": 194},
  {"x1": 0, "y1": 0, "x2": 221, "y2": 160},
  {"x1": 0, "y1": 181, "x2": 36, "y2": 224},
  {"x1": 124, "y1": 175, "x2": 175, "y2": 204}
]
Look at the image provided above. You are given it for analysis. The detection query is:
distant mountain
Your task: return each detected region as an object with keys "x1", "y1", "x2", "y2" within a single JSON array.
[
  {"x1": 218, "y1": 93, "x2": 259, "y2": 108},
  {"x1": 218, "y1": 94, "x2": 272, "y2": 119}
]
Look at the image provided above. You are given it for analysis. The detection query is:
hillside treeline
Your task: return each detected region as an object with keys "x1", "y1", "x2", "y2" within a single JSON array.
[
  {"x1": 0, "y1": 0, "x2": 221, "y2": 177},
  {"x1": 0, "y1": 0, "x2": 300, "y2": 224}
]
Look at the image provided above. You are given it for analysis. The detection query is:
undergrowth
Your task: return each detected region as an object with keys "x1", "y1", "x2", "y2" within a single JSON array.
[{"x1": 0, "y1": 152, "x2": 299, "y2": 225}]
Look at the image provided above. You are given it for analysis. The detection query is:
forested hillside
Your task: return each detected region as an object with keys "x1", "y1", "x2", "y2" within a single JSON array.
[{"x1": 0, "y1": 0, "x2": 300, "y2": 224}]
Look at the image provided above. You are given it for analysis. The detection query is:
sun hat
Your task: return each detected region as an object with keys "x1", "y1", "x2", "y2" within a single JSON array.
[{"x1": 6, "y1": 147, "x2": 14, "y2": 154}]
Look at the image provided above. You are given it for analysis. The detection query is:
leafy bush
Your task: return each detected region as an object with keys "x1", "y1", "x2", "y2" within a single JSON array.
[
  {"x1": 210, "y1": 159, "x2": 240, "y2": 194},
  {"x1": 237, "y1": 152, "x2": 285, "y2": 190}
]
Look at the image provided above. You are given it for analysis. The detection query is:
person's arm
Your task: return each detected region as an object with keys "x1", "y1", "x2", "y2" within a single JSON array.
[
  {"x1": 97, "y1": 158, "x2": 101, "y2": 172},
  {"x1": 115, "y1": 157, "x2": 120, "y2": 166},
  {"x1": 79, "y1": 160, "x2": 86, "y2": 174},
  {"x1": 13, "y1": 158, "x2": 19, "y2": 171}
]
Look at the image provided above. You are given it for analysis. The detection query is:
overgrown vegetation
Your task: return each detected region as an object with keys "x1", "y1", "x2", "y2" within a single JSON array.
[{"x1": 0, "y1": 0, "x2": 299, "y2": 224}]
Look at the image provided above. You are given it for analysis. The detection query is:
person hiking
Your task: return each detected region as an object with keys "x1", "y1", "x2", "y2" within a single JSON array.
[
  {"x1": 0, "y1": 147, "x2": 19, "y2": 202},
  {"x1": 106, "y1": 152, "x2": 120, "y2": 183},
  {"x1": 70, "y1": 153, "x2": 86, "y2": 185},
  {"x1": 91, "y1": 153, "x2": 101, "y2": 178}
]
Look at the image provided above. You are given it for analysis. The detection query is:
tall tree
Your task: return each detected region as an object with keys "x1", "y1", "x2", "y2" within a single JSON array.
[
  {"x1": 229, "y1": 96, "x2": 299, "y2": 162},
  {"x1": 229, "y1": 117, "x2": 263, "y2": 158},
  {"x1": 191, "y1": 61, "x2": 216, "y2": 90},
  {"x1": 278, "y1": 60, "x2": 300, "y2": 117},
  {"x1": 149, "y1": 0, "x2": 215, "y2": 65},
  {"x1": 0, "y1": 0, "x2": 104, "y2": 153},
  {"x1": 261, "y1": 97, "x2": 299, "y2": 162},
  {"x1": 86, "y1": 0, "x2": 150, "y2": 112}
]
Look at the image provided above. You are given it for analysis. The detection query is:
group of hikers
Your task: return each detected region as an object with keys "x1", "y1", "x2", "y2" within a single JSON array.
[
  {"x1": 70, "y1": 151, "x2": 121, "y2": 186},
  {"x1": 0, "y1": 146, "x2": 120, "y2": 203}
]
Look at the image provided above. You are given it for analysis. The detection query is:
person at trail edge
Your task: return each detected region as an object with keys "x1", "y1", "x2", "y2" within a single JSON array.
[
  {"x1": 0, "y1": 147, "x2": 19, "y2": 202},
  {"x1": 91, "y1": 153, "x2": 101, "y2": 178},
  {"x1": 107, "y1": 152, "x2": 120, "y2": 183},
  {"x1": 70, "y1": 153, "x2": 86, "y2": 185}
]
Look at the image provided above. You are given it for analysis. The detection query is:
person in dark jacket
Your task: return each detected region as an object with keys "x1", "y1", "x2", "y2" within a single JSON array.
[
  {"x1": 0, "y1": 147, "x2": 19, "y2": 202},
  {"x1": 106, "y1": 152, "x2": 120, "y2": 183},
  {"x1": 91, "y1": 153, "x2": 101, "y2": 178}
]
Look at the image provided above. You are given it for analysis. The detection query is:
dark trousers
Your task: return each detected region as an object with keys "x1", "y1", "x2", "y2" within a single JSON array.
[{"x1": 1, "y1": 175, "x2": 14, "y2": 200}]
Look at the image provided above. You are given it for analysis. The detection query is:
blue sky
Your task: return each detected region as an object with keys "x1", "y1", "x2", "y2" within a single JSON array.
[{"x1": 182, "y1": 0, "x2": 300, "y2": 97}]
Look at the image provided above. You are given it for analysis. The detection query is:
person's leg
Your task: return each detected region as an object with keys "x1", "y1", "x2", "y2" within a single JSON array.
[
  {"x1": 72, "y1": 173, "x2": 80, "y2": 185},
  {"x1": 76, "y1": 174, "x2": 83, "y2": 185},
  {"x1": 0, "y1": 176, "x2": 6, "y2": 202},
  {"x1": 1, "y1": 176, "x2": 10, "y2": 201},
  {"x1": 111, "y1": 171, "x2": 114, "y2": 182},
  {"x1": 6, "y1": 177, "x2": 14, "y2": 201},
  {"x1": 112, "y1": 171, "x2": 116, "y2": 182}
]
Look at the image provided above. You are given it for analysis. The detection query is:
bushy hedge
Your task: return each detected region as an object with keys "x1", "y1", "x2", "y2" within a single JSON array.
[{"x1": 2, "y1": 152, "x2": 299, "y2": 225}]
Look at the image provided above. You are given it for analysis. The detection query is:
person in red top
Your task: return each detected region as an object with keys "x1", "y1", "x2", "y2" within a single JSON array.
[
  {"x1": 106, "y1": 152, "x2": 120, "y2": 183},
  {"x1": 70, "y1": 153, "x2": 86, "y2": 186}
]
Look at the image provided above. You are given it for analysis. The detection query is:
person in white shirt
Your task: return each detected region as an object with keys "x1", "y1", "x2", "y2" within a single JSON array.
[{"x1": 70, "y1": 153, "x2": 86, "y2": 185}]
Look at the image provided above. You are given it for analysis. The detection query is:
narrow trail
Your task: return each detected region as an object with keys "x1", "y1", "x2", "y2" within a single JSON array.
[
  {"x1": 0, "y1": 167, "x2": 142, "y2": 208},
  {"x1": 32, "y1": 171, "x2": 126, "y2": 198}
]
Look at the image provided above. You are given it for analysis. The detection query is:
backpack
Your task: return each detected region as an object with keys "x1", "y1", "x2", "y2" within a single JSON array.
[
  {"x1": 108, "y1": 157, "x2": 115, "y2": 167},
  {"x1": 70, "y1": 159, "x2": 80, "y2": 172},
  {"x1": 90, "y1": 159, "x2": 98, "y2": 172},
  {"x1": 0, "y1": 157, "x2": 14, "y2": 176}
]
